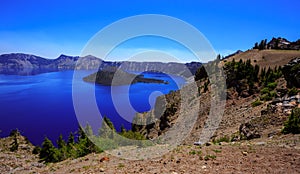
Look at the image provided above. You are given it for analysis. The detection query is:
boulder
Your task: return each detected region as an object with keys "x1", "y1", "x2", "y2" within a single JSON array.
[{"x1": 239, "y1": 122, "x2": 261, "y2": 140}]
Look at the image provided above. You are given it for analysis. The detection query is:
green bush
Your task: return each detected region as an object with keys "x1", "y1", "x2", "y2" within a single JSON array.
[
  {"x1": 251, "y1": 100, "x2": 263, "y2": 107},
  {"x1": 260, "y1": 87, "x2": 270, "y2": 94},
  {"x1": 260, "y1": 94, "x2": 273, "y2": 101},
  {"x1": 269, "y1": 91, "x2": 277, "y2": 97},
  {"x1": 204, "y1": 154, "x2": 216, "y2": 160},
  {"x1": 39, "y1": 137, "x2": 60, "y2": 163},
  {"x1": 288, "y1": 87, "x2": 299, "y2": 96},
  {"x1": 282, "y1": 108, "x2": 300, "y2": 134},
  {"x1": 267, "y1": 82, "x2": 277, "y2": 90},
  {"x1": 212, "y1": 136, "x2": 230, "y2": 144}
]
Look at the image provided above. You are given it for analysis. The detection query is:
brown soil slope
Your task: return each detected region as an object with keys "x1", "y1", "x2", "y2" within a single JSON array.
[{"x1": 222, "y1": 49, "x2": 300, "y2": 69}]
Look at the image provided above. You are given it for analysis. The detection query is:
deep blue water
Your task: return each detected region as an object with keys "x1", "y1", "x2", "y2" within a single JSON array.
[{"x1": 0, "y1": 71, "x2": 185, "y2": 145}]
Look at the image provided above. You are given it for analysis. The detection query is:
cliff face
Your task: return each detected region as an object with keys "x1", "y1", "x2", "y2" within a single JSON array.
[
  {"x1": 267, "y1": 37, "x2": 300, "y2": 50},
  {"x1": 0, "y1": 53, "x2": 201, "y2": 77}
]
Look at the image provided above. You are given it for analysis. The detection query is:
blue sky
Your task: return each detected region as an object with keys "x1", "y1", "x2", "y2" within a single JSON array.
[{"x1": 0, "y1": 0, "x2": 299, "y2": 62}]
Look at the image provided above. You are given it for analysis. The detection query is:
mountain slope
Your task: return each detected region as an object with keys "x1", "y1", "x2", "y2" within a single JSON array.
[
  {"x1": 0, "y1": 53, "x2": 201, "y2": 77},
  {"x1": 222, "y1": 49, "x2": 300, "y2": 69}
]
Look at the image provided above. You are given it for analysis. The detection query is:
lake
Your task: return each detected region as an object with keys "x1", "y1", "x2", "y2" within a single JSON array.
[{"x1": 0, "y1": 70, "x2": 186, "y2": 145}]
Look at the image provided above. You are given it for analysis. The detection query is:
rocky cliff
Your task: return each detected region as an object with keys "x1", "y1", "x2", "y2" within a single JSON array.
[{"x1": 282, "y1": 57, "x2": 300, "y2": 88}]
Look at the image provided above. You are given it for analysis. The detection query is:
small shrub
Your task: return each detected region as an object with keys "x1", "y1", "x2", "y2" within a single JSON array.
[
  {"x1": 10, "y1": 136, "x2": 19, "y2": 152},
  {"x1": 213, "y1": 149, "x2": 222, "y2": 153},
  {"x1": 189, "y1": 150, "x2": 202, "y2": 155},
  {"x1": 189, "y1": 150, "x2": 196, "y2": 155},
  {"x1": 213, "y1": 136, "x2": 230, "y2": 144},
  {"x1": 118, "y1": 163, "x2": 125, "y2": 168},
  {"x1": 267, "y1": 82, "x2": 277, "y2": 90},
  {"x1": 269, "y1": 91, "x2": 277, "y2": 97},
  {"x1": 204, "y1": 154, "x2": 216, "y2": 161},
  {"x1": 251, "y1": 100, "x2": 263, "y2": 107},
  {"x1": 260, "y1": 94, "x2": 273, "y2": 101},
  {"x1": 288, "y1": 87, "x2": 299, "y2": 96},
  {"x1": 261, "y1": 87, "x2": 270, "y2": 94}
]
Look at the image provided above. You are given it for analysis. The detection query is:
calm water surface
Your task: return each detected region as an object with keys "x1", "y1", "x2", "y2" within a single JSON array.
[{"x1": 0, "y1": 70, "x2": 185, "y2": 145}]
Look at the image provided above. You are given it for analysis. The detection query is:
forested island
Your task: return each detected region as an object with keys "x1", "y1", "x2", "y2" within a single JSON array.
[{"x1": 83, "y1": 66, "x2": 168, "y2": 85}]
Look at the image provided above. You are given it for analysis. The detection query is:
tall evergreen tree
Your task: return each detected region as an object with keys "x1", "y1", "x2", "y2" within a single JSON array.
[
  {"x1": 40, "y1": 137, "x2": 59, "y2": 163},
  {"x1": 57, "y1": 134, "x2": 66, "y2": 149},
  {"x1": 56, "y1": 134, "x2": 68, "y2": 161},
  {"x1": 84, "y1": 124, "x2": 94, "y2": 137},
  {"x1": 67, "y1": 132, "x2": 75, "y2": 145},
  {"x1": 98, "y1": 116, "x2": 115, "y2": 138}
]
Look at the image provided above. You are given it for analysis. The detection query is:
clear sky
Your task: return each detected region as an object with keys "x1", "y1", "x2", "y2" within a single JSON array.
[{"x1": 0, "y1": 0, "x2": 299, "y2": 62}]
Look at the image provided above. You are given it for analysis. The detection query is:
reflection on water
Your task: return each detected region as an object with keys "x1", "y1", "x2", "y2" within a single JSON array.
[{"x1": 0, "y1": 68, "x2": 58, "y2": 76}]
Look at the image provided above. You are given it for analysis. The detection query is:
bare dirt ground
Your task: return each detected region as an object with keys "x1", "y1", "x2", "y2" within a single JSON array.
[
  {"x1": 1, "y1": 89, "x2": 300, "y2": 173},
  {"x1": 28, "y1": 134, "x2": 300, "y2": 174}
]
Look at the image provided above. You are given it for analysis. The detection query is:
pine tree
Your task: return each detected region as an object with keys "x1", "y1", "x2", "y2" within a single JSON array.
[
  {"x1": 77, "y1": 126, "x2": 101, "y2": 157},
  {"x1": 56, "y1": 134, "x2": 68, "y2": 161},
  {"x1": 67, "y1": 132, "x2": 75, "y2": 145},
  {"x1": 104, "y1": 116, "x2": 115, "y2": 131},
  {"x1": 216, "y1": 54, "x2": 221, "y2": 61},
  {"x1": 39, "y1": 137, "x2": 59, "y2": 163},
  {"x1": 282, "y1": 108, "x2": 300, "y2": 134},
  {"x1": 10, "y1": 136, "x2": 19, "y2": 152},
  {"x1": 85, "y1": 124, "x2": 94, "y2": 137},
  {"x1": 98, "y1": 116, "x2": 115, "y2": 138},
  {"x1": 254, "y1": 42, "x2": 259, "y2": 49},
  {"x1": 57, "y1": 134, "x2": 66, "y2": 149},
  {"x1": 194, "y1": 66, "x2": 208, "y2": 81}
]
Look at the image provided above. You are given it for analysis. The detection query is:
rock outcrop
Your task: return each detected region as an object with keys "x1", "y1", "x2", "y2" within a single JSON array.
[
  {"x1": 268, "y1": 37, "x2": 300, "y2": 50},
  {"x1": 282, "y1": 57, "x2": 300, "y2": 88}
]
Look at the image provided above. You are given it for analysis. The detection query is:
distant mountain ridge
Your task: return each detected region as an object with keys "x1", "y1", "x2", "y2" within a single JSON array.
[{"x1": 0, "y1": 53, "x2": 201, "y2": 77}]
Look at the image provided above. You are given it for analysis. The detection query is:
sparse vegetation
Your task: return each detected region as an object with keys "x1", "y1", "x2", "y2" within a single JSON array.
[
  {"x1": 213, "y1": 149, "x2": 222, "y2": 153},
  {"x1": 212, "y1": 135, "x2": 231, "y2": 144},
  {"x1": 288, "y1": 87, "x2": 299, "y2": 96},
  {"x1": 251, "y1": 99, "x2": 263, "y2": 107},
  {"x1": 189, "y1": 150, "x2": 202, "y2": 155},
  {"x1": 204, "y1": 154, "x2": 216, "y2": 160},
  {"x1": 37, "y1": 116, "x2": 151, "y2": 163}
]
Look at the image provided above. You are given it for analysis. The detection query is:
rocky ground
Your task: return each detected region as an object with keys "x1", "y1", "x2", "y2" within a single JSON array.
[
  {"x1": 1, "y1": 86, "x2": 300, "y2": 173},
  {"x1": 1, "y1": 134, "x2": 299, "y2": 173}
]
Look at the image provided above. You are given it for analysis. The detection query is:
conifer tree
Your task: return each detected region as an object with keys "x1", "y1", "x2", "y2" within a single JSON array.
[
  {"x1": 84, "y1": 124, "x2": 94, "y2": 137},
  {"x1": 40, "y1": 137, "x2": 59, "y2": 163},
  {"x1": 282, "y1": 108, "x2": 300, "y2": 134},
  {"x1": 57, "y1": 134, "x2": 66, "y2": 149},
  {"x1": 67, "y1": 132, "x2": 75, "y2": 145},
  {"x1": 10, "y1": 136, "x2": 19, "y2": 152}
]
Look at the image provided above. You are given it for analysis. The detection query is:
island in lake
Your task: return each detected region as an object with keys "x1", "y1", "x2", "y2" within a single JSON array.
[{"x1": 83, "y1": 66, "x2": 169, "y2": 85}]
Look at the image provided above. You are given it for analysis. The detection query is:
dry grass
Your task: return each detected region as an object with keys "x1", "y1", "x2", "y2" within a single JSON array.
[{"x1": 222, "y1": 49, "x2": 300, "y2": 69}]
